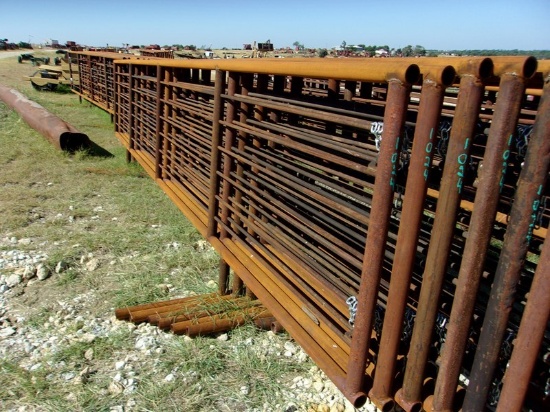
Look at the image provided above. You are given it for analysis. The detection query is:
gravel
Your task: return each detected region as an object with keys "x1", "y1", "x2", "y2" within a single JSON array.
[{"x1": 0, "y1": 234, "x2": 380, "y2": 412}]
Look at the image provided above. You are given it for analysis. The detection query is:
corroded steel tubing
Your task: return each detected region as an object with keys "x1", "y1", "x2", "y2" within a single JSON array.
[
  {"x1": 114, "y1": 57, "x2": 421, "y2": 84},
  {"x1": 254, "y1": 316, "x2": 277, "y2": 331},
  {"x1": 115, "y1": 293, "x2": 218, "y2": 320},
  {"x1": 151, "y1": 296, "x2": 254, "y2": 329},
  {"x1": 218, "y1": 258, "x2": 231, "y2": 296},
  {"x1": 271, "y1": 320, "x2": 284, "y2": 334},
  {"x1": 219, "y1": 72, "x2": 239, "y2": 240},
  {"x1": 0, "y1": 84, "x2": 90, "y2": 151},
  {"x1": 344, "y1": 78, "x2": 413, "y2": 407},
  {"x1": 496, "y1": 238, "x2": 550, "y2": 411},
  {"x1": 207, "y1": 69, "x2": 226, "y2": 238},
  {"x1": 170, "y1": 303, "x2": 264, "y2": 334},
  {"x1": 231, "y1": 72, "x2": 254, "y2": 296},
  {"x1": 432, "y1": 59, "x2": 536, "y2": 412},
  {"x1": 127, "y1": 294, "x2": 234, "y2": 323},
  {"x1": 395, "y1": 58, "x2": 493, "y2": 412},
  {"x1": 462, "y1": 68, "x2": 550, "y2": 411},
  {"x1": 369, "y1": 65, "x2": 456, "y2": 412},
  {"x1": 185, "y1": 309, "x2": 272, "y2": 337}
]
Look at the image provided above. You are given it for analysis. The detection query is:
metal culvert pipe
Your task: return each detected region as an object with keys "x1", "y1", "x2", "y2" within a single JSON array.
[{"x1": 0, "y1": 84, "x2": 89, "y2": 151}]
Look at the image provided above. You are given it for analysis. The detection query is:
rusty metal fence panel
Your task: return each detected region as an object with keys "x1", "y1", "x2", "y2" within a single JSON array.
[
  {"x1": 71, "y1": 53, "x2": 550, "y2": 411},
  {"x1": 69, "y1": 51, "x2": 155, "y2": 116}
]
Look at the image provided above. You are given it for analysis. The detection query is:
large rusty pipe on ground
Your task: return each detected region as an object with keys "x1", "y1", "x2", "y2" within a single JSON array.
[
  {"x1": 368, "y1": 64, "x2": 456, "y2": 412},
  {"x1": 462, "y1": 65, "x2": 549, "y2": 411},
  {"x1": 395, "y1": 58, "x2": 493, "y2": 412},
  {"x1": 432, "y1": 56, "x2": 537, "y2": 412},
  {"x1": 496, "y1": 238, "x2": 550, "y2": 411},
  {"x1": 344, "y1": 77, "x2": 415, "y2": 409},
  {"x1": 0, "y1": 84, "x2": 89, "y2": 151}
]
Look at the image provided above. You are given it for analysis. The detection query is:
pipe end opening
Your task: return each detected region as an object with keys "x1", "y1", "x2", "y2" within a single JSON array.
[
  {"x1": 441, "y1": 66, "x2": 457, "y2": 87},
  {"x1": 410, "y1": 403, "x2": 422, "y2": 412},
  {"x1": 405, "y1": 64, "x2": 421, "y2": 85},
  {"x1": 479, "y1": 58, "x2": 494, "y2": 79},
  {"x1": 353, "y1": 394, "x2": 367, "y2": 408},
  {"x1": 382, "y1": 400, "x2": 395, "y2": 412},
  {"x1": 60, "y1": 132, "x2": 90, "y2": 152},
  {"x1": 523, "y1": 56, "x2": 538, "y2": 79}
]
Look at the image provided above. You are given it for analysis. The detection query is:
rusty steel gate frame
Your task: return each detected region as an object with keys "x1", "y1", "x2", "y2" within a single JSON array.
[{"x1": 69, "y1": 53, "x2": 550, "y2": 411}]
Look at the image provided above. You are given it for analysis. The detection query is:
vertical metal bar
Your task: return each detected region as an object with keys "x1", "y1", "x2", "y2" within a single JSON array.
[
  {"x1": 328, "y1": 78, "x2": 339, "y2": 101},
  {"x1": 201, "y1": 68, "x2": 211, "y2": 84},
  {"x1": 207, "y1": 69, "x2": 227, "y2": 238},
  {"x1": 232, "y1": 72, "x2": 253, "y2": 226},
  {"x1": 128, "y1": 63, "x2": 134, "y2": 152},
  {"x1": 344, "y1": 80, "x2": 356, "y2": 101},
  {"x1": 432, "y1": 58, "x2": 536, "y2": 412},
  {"x1": 395, "y1": 58, "x2": 493, "y2": 412},
  {"x1": 462, "y1": 69, "x2": 550, "y2": 411},
  {"x1": 218, "y1": 258, "x2": 231, "y2": 296},
  {"x1": 232, "y1": 72, "x2": 254, "y2": 296},
  {"x1": 155, "y1": 65, "x2": 162, "y2": 179},
  {"x1": 290, "y1": 76, "x2": 304, "y2": 96},
  {"x1": 344, "y1": 78, "x2": 412, "y2": 407},
  {"x1": 269, "y1": 75, "x2": 285, "y2": 128},
  {"x1": 218, "y1": 72, "x2": 239, "y2": 240},
  {"x1": 359, "y1": 81, "x2": 372, "y2": 99},
  {"x1": 103, "y1": 56, "x2": 109, "y2": 111},
  {"x1": 160, "y1": 66, "x2": 173, "y2": 180},
  {"x1": 496, "y1": 238, "x2": 550, "y2": 411},
  {"x1": 369, "y1": 65, "x2": 456, "y2": 412},
  {"x1": 88, "y1": 56, "x2": 93, "y2": 102},
  {"x1": 252, "y1": 74, "x2": 270, "y2": 243}
]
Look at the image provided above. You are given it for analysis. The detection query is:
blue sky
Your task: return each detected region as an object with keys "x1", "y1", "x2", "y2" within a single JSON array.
[{"x1": 1, "y1": 0, "x2": 548, "y2": 50}]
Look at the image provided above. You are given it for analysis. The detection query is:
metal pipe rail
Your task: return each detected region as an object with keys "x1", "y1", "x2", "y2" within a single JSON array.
[
  {"x1": 71, "y1": 52, "x2": 549, "y2": 236},
  {"x1": 66, "y1": 54, "x2": 550, "y2": 410}
]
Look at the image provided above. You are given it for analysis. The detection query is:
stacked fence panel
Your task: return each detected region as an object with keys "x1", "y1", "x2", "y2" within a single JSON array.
[{"x1": 69, "y1": 52, "x2": 550, "y2": 411}]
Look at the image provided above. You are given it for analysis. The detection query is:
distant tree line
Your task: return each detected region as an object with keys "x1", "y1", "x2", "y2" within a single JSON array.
[{"x1": 427, "y1": 49, "x2": 550, "y2": 59}]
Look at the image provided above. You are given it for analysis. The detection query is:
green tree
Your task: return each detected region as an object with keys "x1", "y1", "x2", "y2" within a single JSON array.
[
  {"x1": 402, "y1": 45, "x2": 413, "y2": 57},
  {"x1": 414, "y1": 45, "x2": 426, "y2": 56}
]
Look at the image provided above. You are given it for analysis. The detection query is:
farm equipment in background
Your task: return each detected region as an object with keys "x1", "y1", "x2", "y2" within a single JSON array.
[
  {"x1": 23, "y1": 62, "x2": 73, "y2": 91},
  {"x1": 17, "y1": 53, "x2": 51, "y2": 66}
]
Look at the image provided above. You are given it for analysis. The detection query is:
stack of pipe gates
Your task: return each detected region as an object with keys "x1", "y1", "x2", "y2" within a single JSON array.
[
  {"x1": 68, "y1": 51, "x2": 167, "y2": 116},
  {"x1": 70, "y1": 52, "x2": 550, "y2": 411}
]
